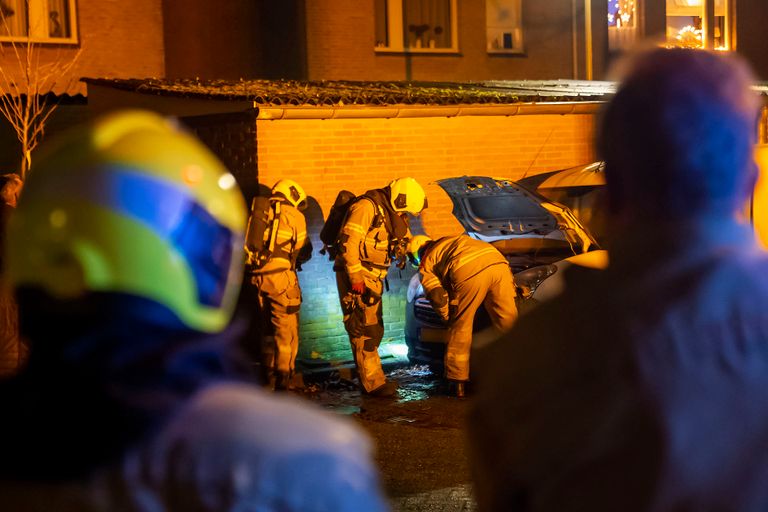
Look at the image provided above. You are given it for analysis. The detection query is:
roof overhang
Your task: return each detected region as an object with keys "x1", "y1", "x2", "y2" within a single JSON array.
[{"x1": 255, "y1": 101, "x2": 603, "y2": 120}]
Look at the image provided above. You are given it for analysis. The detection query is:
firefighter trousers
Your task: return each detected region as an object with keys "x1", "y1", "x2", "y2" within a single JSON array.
[
  {"x1": 446, "y1": 263, "x2": 517, "y2": 381},
  {"x1": 336, "y1": 271, "x2": 387, "y2": 393},
  {"x1": 252, "y1": 269, "x2": 302, "y2": 377}
]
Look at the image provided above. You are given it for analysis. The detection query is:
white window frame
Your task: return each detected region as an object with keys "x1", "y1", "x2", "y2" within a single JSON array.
[
  {"x1": 485, "y1": 0, "x2": 523, "y2": 54},
  {"x1": 0, "y1": 0, "x2": 79, "y2": 44},
  {"x1": 375, "y1": 0, "x2": 459, "y2": 54},
  {"x1": 665, "y1": 0, "x2": 731, "y2": 50}
]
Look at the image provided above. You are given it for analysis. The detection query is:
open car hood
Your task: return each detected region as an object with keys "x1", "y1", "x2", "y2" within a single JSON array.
[
  {"x1": 516, "y1": 161, "x2": 606, "y2": 190},
  {"x1": 436, "y1": 176, "x2": 598, "y2": 255}
]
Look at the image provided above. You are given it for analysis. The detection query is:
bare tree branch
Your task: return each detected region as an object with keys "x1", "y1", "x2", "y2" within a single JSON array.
[{"x1": 0, "y1": 0, "x2": 82, "y2": 178}]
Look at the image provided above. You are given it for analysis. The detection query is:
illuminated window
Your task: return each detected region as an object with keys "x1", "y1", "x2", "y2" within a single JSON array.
[
  {"x1": 486, "y1": 0, "x2": 523, "y2": 53},
  {"x1": 0, "y1": 0, "x2": 77, "y2": 43},
  {"x1": 666, "y1": 0, "x2": 730, "y2": 50},
  {"x1": 607, "y1": 0, "x2": 638, "y2": 52},
  {"x1": 375, "y1": 0, "x2": 458, "y2": 52}
]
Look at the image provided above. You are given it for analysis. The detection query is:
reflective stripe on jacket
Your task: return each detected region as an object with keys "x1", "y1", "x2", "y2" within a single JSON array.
[
  {"x1": 419, "y1": 234, "x2": 508, "y2": 296},
  {"x1": 337, "y1": 198, "x2": 400, "y2": 282}
]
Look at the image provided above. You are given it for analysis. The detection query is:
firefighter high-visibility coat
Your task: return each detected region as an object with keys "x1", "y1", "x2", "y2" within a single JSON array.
[
  {"x1": 419, "y1": 234, "x2": 517, "y2": 381},
  {"x1": 335, "y1": 194, "x2": 409, "y2": 393},
  {"x1": 248, "y1": 199, "x2": 312, "y2": 378}
]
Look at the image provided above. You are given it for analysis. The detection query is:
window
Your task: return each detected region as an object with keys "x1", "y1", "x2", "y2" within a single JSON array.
[
  {"x1": 608, "y1": 0, "x2": 638, "y2": 52},
  {"x1": 0, "y1": 0, "x2": 78, "y2": 43},
  {"x1": 666, "y1": 0, "x2": 730, "y2": 50},
  {"x1": 486, "y1": 0, "x2": 523, "y2": 53},
  {"x1": 375, "y1": 0, "x2": 458, "y2": 53}
]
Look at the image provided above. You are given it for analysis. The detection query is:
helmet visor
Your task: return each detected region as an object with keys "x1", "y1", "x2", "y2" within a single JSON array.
[{"x1": 36, "y1": 168, "x2": 241, "y2": 308}]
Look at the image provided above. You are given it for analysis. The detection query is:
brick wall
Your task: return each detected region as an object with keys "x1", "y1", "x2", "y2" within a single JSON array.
[
  {"x1": 163, "y1": 0, "x2": 256, "y2": 79},
  {"x1": 256, "y1": 113, "x2": 597, "y2": 362},
  {"x1": 0, "y1": 0, "x2": 167, "y2": 95},
  {"x1": 79, "y1": 0, "x2": 165, "y2": 85},
  {"x1": 181, "y1": 111, "x2": 260, "y2": 201},
  {"x1": 0, "y1": 0, "x2": 165, "y2": 170},
  {"x1": 305, "y1": 0, "x2": 579, "y2": 81}
]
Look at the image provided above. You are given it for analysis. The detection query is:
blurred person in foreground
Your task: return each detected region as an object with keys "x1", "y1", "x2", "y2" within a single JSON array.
[
  {"x1": 469, "y1": 47, "x2": 768, "y2": 511},
  {"x1": 0, "y1": 110, "x2": 387, "y2": 512},
  {"x1": 0, "y1": 173, "x2": 24, "y2": 377}
]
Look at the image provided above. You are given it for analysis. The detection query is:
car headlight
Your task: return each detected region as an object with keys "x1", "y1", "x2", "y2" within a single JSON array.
[
  {"x1": 406, "y1": 273, "x2": 424, "y2": 303},
  {"x1": 514, "y1": 264, "x2": 557, "y2": 299}
]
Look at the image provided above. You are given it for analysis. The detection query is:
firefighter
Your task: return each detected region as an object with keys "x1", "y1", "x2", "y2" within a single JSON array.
[
  {"x1": 408, "y1": 234, "x2": 518, "y2": 397},
  {"x1": 246, "y1": 179, "x2": 312, "y2": 390},
  {"x1": 335, "y1": 177, "x2": 427, "y2": 397}
]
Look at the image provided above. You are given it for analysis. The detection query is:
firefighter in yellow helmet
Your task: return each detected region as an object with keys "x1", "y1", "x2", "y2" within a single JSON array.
[
  {"x1": 335, "y1": 177, "x2": 427, "y2": 397},
  {"x1": 408, "y1": 234, "x2": 518, "y2": 397},
  {"x1": 245, "y1": 178, "x2": 312, "y2": 390}
]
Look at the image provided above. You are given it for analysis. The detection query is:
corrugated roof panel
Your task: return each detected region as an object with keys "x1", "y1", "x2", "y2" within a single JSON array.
[{"x1": 81, "y1": 78, "x2": 616, "y2": 106}]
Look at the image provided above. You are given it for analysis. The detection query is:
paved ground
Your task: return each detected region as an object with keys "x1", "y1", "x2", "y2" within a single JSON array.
[{"x1": 299, "y1": 365, "x2": 478, "y2": 512}]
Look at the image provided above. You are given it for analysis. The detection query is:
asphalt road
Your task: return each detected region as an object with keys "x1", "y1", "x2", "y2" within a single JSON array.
[{"x1": 302, "y1": 365, "x2": 478, "y2": 512}]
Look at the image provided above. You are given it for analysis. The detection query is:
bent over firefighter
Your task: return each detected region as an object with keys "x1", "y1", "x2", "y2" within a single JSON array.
[{"x1": 408, "y1": 234, "x2": 517, "y2": 397}]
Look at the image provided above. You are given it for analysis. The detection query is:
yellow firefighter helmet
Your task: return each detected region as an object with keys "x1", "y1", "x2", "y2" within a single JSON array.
[
  {"x1": 389, "y1": 177, "x2": 427, "y2": 215},
  {"x1": 407, "y1": 235, "x2": 433, "y2": 268},
  {"x1": 272, "y1": 179, "x2": 307, "y2": 210}
]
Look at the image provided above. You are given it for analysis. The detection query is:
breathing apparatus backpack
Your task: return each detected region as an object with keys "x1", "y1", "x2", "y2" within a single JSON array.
[
  {"x1": 319, "y1": 190, "x2": 363, "y2": 260},
  {"x1": 320, "y1": 188, "x2": 411, "y2": 270},
  {"x1": 245, "y1": 196, "x2": 281, "y2": 270}
]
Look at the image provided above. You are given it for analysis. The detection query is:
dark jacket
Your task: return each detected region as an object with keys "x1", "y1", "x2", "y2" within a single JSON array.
[{"x1": 471, "y1": 220, "x2": 768, "y2": 512}]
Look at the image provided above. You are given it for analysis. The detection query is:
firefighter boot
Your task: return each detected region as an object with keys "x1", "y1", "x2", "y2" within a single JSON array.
[
  {"x1": 275, "y1": 371, "x2": 293, "y2": 391},
  {"x1": 368, "y1": 380, "x2": 399, "y2": 398},
  {"x1": 449, "y1": 380, "x2": 466, "y2": 398}
]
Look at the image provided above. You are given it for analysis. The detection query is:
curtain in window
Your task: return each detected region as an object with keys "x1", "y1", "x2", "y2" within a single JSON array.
[
  {"x1": 0, "y1": 0, "x2": 27, "y2": 37},
  {"x1": 47, "y1": 0, "x2": 68, "y2": 38},
  {"x1": 404, "y1": 0, "x2": 451, "y2": 49},
  {"x1": 374, "y1": 0, "x2": 388, "y2": 47}
]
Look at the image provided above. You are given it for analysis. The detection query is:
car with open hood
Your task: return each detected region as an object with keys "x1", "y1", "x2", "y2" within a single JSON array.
[
  {"x1": 405, "y1": 147, "x2": 768, "y2": 368},
  {"x1": 405, "y1": 165, "x2": 608, "y2": 367}
]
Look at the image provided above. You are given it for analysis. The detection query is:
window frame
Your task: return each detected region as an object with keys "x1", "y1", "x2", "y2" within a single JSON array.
[
  {"x1": 665, "y1": 0, "x2": 732, "y2": 51},
  {"x1": 0, "y1": 0, "x2": 79, "y2": 45},
  {"x1": 485, "y1": 0, "x2": 524, "y2": 55},
  {"x1": 375, "y1": 0, "x2": 460, "y2": 54}
]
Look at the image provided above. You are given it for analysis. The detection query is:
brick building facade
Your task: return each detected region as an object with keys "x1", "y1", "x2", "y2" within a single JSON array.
[
  {"x1": 0, "y1": 0, "x2": 166, "y2": 170},
  {"x1": 300, "y1": 0, "x2": 768, "y2": 83},
  {"x1": 305, "y1": 0, "x2": 605, "y2": 82},
  {"x1": 0, "y1": 0, "x2": 164, "y2": 96}
]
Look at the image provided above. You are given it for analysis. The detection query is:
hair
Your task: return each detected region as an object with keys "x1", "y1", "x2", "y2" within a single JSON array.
[{"x1": 598, "y1": 48, "x2": 762, "y2": 219}]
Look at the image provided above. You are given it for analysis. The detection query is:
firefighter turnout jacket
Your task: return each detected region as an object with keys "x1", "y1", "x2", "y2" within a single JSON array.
[
  {"x1": 335, "y1": 194, "x2": 408, "y2": 283},
  {"x1": 419, "y1": 234, "x2": 517, "y2": 381}
]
